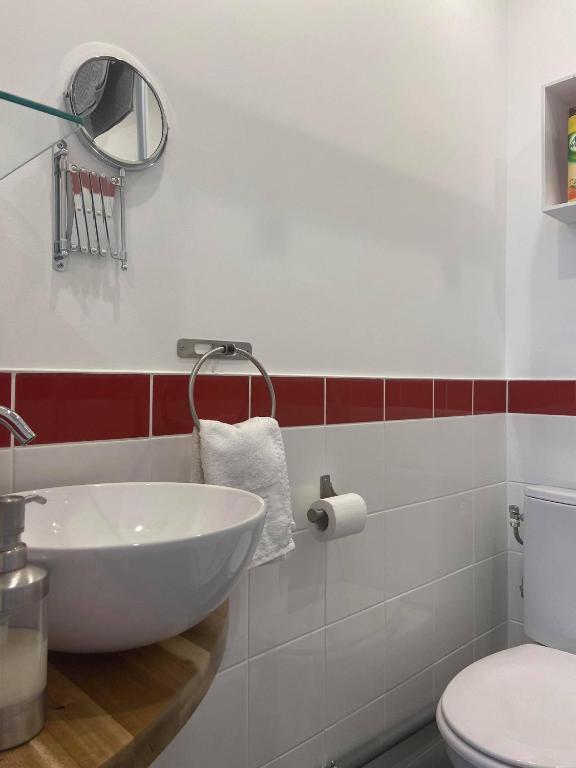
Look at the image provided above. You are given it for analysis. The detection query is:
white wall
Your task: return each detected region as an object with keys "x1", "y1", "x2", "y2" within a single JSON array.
[
  {"x1": 0, "y1": 0, "x2": 507, "y2": 376},
  {"x1": 506, "y1": 0, "x2": 576, "y2": 378}
]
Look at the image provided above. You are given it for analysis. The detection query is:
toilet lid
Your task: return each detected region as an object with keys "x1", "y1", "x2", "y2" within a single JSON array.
[{"x1": 441, "y1": 644, "x2": 576, "y2": 768}]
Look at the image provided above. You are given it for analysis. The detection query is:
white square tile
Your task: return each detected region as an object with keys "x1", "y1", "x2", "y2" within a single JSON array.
[
  {"x1": 470, "y1": 415, "x2": 506, "y2": 488},
  {"x1": 385, "y1": 667, "x2": 436, "y2": 743},
  {"x1": 326, "y1": 602, "x2": 387, "y2": 726},
  {"x1": 152, "y1": 663, "x2": 248, "y2": 768},
  {"x1": 474, "y1": 483, "x2": 508, "y2": 562},
  {"x1": 384, "y1": 501, "x2": 437, "y2": 598},
  {"x1": 507, "y1": 414, "x2": 576, "y2": 487},
  {"x1": 385, "y1": 584, "x2": 435, "y2": 690},
  {"x1": 221, "y1": 573, "x2": 249, "y2": 669},
  {"x1": 385, "y1": 494, "x2": 473, "y2": 599},
  {"x1": 508, "y1": 620, "x2": 532, "y2": 648},
  {"x1": 474, "y1": 623, "x2": 507, "y2": 661},
  {"x1": 249, "y1": 530, "x2": 325, "y2": 656},
  {"x1": 507, "y1": 482, "x2": 526, "y2": 553},
  {"x1": 149, "y1": 435, "x2": 193, "y2": 482},
  {"x1": 14, "y1": 439, "x2": 151, "y2": 491},
  {"x1": 325, "y1": 424, "x2": 386, "y2": 513},
  {"x1": 434, "y1": 568, "x2": 474, "y2": 660},
  {"x1": 326, "y1": 511, "x2": 387, "y2": 623},
  {"x1": 0, "y1": 449, "x2": 12, "y2": 495},
  {"x1": 407, "y1": 741, "x2": 450, "y2": 768},
  {"x1": 248, "y1": 630, "x2": 324, "y2": 768},
  {"x1": 325, "y1": 670, "x2": 433, "y2": 768},
  {"x1": 508, "y1": 551, "x2": 524, "y2": 623},
  {"x1": 281, "y1": 427, "x2": 326, "y2": 531},
  {"x1": 474, "y1": 554, "x2": 508, "y2": 637},
  {"x1": 433, "y1": 644, "x2": 474, "y2": 700},
  {"x1": 384, "y1": 418, "x2": 474, "y2": 510},
  {"x1": 434, "y1": 492, "x2": 475, "y2": 578},
  {"x1": 325, "y1": 693, "x2": 387, "y2": 768},
  {"x1": 259, "y1": 735, "x2": 324, "y2": 768}
]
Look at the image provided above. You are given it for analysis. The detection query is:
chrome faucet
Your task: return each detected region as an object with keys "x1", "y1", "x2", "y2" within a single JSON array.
[{"x1": 0, "y1": 406, "x2": 36, "y2": 445}]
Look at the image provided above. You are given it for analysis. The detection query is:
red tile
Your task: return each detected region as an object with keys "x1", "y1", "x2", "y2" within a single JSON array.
[
  {"x1": 251, "y1": 376, "x2": 324, "y2": 427},
  {"x1": 326, "y1": 378, "x2": 383, "y2": 424},
  {"x1": 15, "y1": 373, "x2": 150, "y2": 445},
  {"x1": 385, "y1": 379, "x2": 433, "y2": 420},
  {"x1": 0, "y1": 374, "x2": 11, "y2": 448},
  {"x1": 474, "y1": 380, "x2": 507, "y2": 415},
  {"x1": 153, "y1": 375, "x2": 249, "y2": 435},
  {"x1": 434, "y1": 380, "x2": 473, "y2": 417},
  {"x1": 508, "y1": 380, "x2": 576, "y2": 415}
]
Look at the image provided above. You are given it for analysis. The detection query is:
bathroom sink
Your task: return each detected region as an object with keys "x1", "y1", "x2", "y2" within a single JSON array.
[{"x1": 22, "y1": 482, "x2": 266, "y2": 653}]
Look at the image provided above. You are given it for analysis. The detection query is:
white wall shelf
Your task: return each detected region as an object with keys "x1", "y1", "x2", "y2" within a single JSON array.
[{"x1": 543, "y1": 73, "x2": 576, "y2": 223}]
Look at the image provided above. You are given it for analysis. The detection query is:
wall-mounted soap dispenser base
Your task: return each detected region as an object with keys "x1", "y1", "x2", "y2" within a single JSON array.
[{"x1": 0, "y1": 693, "x2": 44, "y2": 751}]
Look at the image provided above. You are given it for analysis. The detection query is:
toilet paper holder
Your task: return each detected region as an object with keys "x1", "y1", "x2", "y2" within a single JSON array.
[{"x1": 307, "y1": 474, "x2": 338, "y2": 532}]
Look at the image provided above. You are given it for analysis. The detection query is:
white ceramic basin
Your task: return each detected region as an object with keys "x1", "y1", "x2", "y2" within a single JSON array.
[{"x1": 23, "y1": 482, "x2": 266, "y2": 653}]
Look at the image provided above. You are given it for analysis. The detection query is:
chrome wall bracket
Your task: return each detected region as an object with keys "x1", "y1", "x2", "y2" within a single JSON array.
[
  {"x1": 177, "y1": 339, "x2": 253, "y2": 360},
  {"x1": 509, "y1": 504, "x2": 524, "y2": 546},
  {"x1": 52, "y1": 140, "x2": 127, "y2": 272},
  {"x1": 307, "y1": 475, "x2": 339, "y2": 532}
]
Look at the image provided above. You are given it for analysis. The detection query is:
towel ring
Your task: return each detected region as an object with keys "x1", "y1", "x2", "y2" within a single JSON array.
[{"x1": 188, "y1": 344, "x2": 276, "y2": 430}]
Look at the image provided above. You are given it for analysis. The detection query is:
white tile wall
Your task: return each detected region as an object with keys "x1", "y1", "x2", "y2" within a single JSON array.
[
  {"x1": 474, "y1": 483, "x2": 508, "y2": 562},
  {"x1": 248, "y1": 630, "x2": 325, "y2": 768},
  {"x1": 14, "y1": 439, "x2": 152, "y2": 491},
  {"x1": 326, "y1": 510, "x2": 387, "y2": 623},
  {"x1": 221, "y1": 574, "x2": 249, "y2": 669},
  {"x1": 504, "y1": 414, "x2": 576, "y2": 661},
  {"x1": 326, "y1": 603, "x2": 387, "y2": 725},
  {"x1": 259, "y1": 736, "x2": 325, "y2": 768},
  {"x1": 152, "y1": 663, "x2": 249, "y2": 768},
  {"x1": 474, "y1": 553, "x2": 508, "y2": 637},
  {"x1": 508, "y1": 414, "x2": 576, "y2": 488},
  {"x1": 434, "y1": 569, "x2": 474, "y2": 660},
  {"x1": 249, "y1": 530, "x2": 325, "y2": 656},
  {"x1": 385, "y1": 585, "x2": 436, "y2": 690},
  {"x1": 0, "y1": 449, "x2": 12, "y2": 494},
  {"x1": 6, "y1": 415, "x2": 508, "y2": 768}
]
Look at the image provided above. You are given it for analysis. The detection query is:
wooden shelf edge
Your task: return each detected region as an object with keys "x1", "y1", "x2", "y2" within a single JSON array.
[{"x1": 0, "y1": 601, "x2": 229, "y2": 768}]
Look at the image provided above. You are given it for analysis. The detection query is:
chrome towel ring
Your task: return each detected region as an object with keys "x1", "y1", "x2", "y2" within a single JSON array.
[{"x1": 188, "y1": 344, "x2": 276, "y2": 430}]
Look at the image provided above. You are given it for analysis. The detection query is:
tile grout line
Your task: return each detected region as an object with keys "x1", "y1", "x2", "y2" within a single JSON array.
[{"x1": 148, "y1": 375, "x2": 154, "y2": 438}]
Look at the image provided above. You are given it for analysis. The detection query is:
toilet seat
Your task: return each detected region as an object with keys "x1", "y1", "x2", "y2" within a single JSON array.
[{"x1": 437, "y1": 644, "x2": 576, "y2": 768}]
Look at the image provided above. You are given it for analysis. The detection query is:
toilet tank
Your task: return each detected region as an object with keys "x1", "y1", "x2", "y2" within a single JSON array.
[{"x1": 524, "y1": 485, "x2": 576, "y2": 652}]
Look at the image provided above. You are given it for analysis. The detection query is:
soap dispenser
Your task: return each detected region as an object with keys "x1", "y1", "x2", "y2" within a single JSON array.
[{"x1": 0, "y1": 494, "x2": 49, "y2": 750}]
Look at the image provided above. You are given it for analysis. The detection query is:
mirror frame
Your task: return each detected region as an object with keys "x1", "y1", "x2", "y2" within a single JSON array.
[{"x1": 66, "y1": 56, "x2": 168, "y2": 170}]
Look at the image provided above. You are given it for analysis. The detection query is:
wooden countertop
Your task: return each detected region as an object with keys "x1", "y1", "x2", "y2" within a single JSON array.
[{"x1": 0, "y1": 602, "x2": 228, "y2": 768}]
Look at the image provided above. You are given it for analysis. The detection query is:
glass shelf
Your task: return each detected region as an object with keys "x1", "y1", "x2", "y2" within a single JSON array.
[{"x1": 0, "y1": 91, "x2": 84, "y2": 181}]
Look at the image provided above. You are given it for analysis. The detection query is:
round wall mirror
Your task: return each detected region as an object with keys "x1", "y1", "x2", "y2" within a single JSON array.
[{"x1": 67, "y1": 56, "x2": 168, "y2": 169}]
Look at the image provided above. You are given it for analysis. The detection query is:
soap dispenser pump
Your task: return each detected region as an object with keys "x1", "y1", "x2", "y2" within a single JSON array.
[{"x1": 0, "y1": 494, "x2": 49, "y2": 750}]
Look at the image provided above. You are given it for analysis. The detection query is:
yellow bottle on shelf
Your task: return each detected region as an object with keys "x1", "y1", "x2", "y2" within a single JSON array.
[{"x1": 568, "y1": 107, "x2": 576, "y2": 201}]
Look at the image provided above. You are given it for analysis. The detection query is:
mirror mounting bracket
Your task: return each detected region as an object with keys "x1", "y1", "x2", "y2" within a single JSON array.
[{"x1": 52, "y1": 139, "x2": 128, "y2": 272}]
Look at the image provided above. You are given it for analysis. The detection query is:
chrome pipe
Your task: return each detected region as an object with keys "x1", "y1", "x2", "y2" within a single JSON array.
[{"x1": 0, "y1": 407, "x2": 36, "y2": 446}]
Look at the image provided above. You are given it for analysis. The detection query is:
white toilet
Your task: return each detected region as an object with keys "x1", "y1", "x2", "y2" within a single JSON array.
[{"x1": 437, "y1": 485, "x2": 576, "y2": 768}]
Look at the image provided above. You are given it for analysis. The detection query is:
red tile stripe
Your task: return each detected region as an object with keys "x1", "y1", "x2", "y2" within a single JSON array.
[
  {"x1": 508, "y1": 380, "x2": 576, "y2": 415},
  {"x1": 0, "y1": 373, "x2": 517, "y2": 447},
  {"x1": 15, "y1": 373, "x2": 150, "y2": 445},
  {"x1": 252, "y1": 376, "x2": 324, "y2": 428},
  {"x1": 153, "y1": 375, "x2": 249, "y2": 435},
  {"x1": 0, "y1": 374, "x2": 11, "y2": 448},
  {"x1": 386, "y1": 379, "x2": 433, "y2": 420},
  {"x1": 326, "y1": 378, "x2": 384, "y2": 425},
  {"x1": 474, "y1": 380, "x2": 507, "y2": 415},
  {"x1": 434, "y1": 380, "x2": 473, "y2": 417}
]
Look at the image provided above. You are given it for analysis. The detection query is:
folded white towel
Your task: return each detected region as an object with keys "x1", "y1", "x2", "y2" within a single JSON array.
[{"x1": 190, "y1": 417, "x2": 295, "y2": 566}]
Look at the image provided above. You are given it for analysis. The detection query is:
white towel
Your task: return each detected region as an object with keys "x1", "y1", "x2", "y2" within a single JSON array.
[{"x1": 190, "y1": 417, "x2": 295, "y2": 566}]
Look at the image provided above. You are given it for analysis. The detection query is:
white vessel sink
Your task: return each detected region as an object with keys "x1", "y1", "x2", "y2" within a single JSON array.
[{"x1": 23, "y1": 482, "x2": 266, "y2": 653}]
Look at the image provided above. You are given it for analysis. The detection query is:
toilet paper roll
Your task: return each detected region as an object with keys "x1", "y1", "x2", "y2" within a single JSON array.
[{"x1": 307, "y1": 493, "x2": 367, "y2": 541}]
